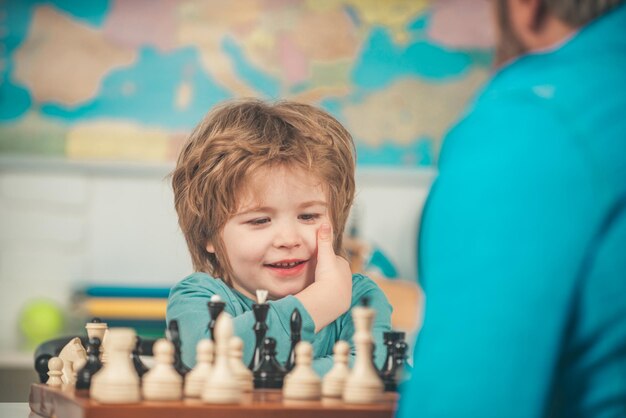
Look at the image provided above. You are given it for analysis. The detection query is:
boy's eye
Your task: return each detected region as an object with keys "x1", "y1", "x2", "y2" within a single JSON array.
[
  {"x1": 248, "y1": 217, "x2": 270, "y2": 225},
  {"x1": 299, "y1": 213, "x2": 321, "y2": 222}
]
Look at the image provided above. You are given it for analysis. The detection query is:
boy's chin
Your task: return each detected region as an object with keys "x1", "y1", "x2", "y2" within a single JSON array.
[
  {"x1": 268, "y1": 283, "x2": 309, "y2": 300},
  {"x1": 269, "y1": 288, "x2": 302, "y2": 300}
]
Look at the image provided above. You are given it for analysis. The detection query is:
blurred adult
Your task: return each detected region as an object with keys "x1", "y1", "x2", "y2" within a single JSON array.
[{"x1": 399, "y1": 0, "x2": 626, "y2": 416}]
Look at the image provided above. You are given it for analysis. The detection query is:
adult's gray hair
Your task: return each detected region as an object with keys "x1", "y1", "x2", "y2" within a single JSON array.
[
  {"x1": 494, "y1": 0, "x2": 624, "y2": 65},
  {"x1": 543, "y1": 0, "x2": 625, "y2": 26},
  {"x1": 517, "y1": 0, "x2": 626, "y2": 28}
]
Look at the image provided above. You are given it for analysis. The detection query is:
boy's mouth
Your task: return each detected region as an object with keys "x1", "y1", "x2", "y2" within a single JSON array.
[{"x1": 264, "y1": 259, "x2": 307, "y2": 269}]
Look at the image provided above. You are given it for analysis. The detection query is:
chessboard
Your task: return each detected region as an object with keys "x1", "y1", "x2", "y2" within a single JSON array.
[{"x1": 29, "y1": 383, "x2": 398, "y2": 418}]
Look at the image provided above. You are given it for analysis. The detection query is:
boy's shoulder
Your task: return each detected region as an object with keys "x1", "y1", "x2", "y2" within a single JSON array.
[
  {"x1": 168, "y1": 272, "x2": 235, "y2": 300},
  {"x1": 350, "y1": 272, "x2": 373, "y2": 286},
  {"x1": 350, "y1": 272, "x2": 378, "y2": 287},
  {"x1": 350, "y1": 273, "x2": 389, "y2": 306}
]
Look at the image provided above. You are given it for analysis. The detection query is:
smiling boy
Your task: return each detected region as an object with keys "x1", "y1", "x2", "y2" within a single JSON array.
[{"x1": 167, "y1": 99, "x2": 392, "y2": 375}]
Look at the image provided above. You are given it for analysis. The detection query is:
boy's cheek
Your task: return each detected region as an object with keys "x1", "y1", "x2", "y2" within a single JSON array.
[
  {"x1": 308, "y1": 233, "x2": 319, "y2": 252},
  {"x1": 307, "y1": 234, "x2": 318, "y2": 252},
  {"x1": 315, "y1": 215, "x2": 333, "y2": 232},
  {"x1": 307, "y1": 220, "x2": 329, "y2": 253}
]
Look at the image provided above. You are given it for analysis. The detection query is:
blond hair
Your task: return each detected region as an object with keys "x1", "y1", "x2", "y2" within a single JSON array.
[{"x1": 171, "y1": 99, "x2": 356, "y2": 285}]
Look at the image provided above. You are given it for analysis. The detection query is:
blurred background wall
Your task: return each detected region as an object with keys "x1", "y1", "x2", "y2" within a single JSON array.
[{"x1": 0, "y1": 0, "x2": 493, "y2": 400}]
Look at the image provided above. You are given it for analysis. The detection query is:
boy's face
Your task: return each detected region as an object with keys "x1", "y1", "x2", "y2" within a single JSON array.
[{"x1": 207, "y1": 165, "x2": 330, "y2": 301}]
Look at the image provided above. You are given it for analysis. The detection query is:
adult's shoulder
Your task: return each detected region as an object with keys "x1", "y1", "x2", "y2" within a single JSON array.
[
  {"x1": 422, "y1": 80, "x2": 603, "y2": 294},
  {"x1": 439, "y1": 88, "x2": 593, "y2": 196}
]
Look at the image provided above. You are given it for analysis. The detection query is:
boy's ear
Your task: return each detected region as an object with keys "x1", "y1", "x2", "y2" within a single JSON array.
[{"x1": 206, "y1": 242, "x2": 215, "y2": 253}]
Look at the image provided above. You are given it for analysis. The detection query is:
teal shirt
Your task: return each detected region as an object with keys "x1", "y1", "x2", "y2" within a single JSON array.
[
  {"x1": 166, "y1": 272, "x2": 392, "y2": 376},
  {"x1": 400, "y1": 5, "x2": 626, "y2": 418}
]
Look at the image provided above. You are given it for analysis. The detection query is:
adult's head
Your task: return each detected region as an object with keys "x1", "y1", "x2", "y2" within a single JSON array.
[{"x1": 494, "y1": 0, "x2": 624, "y2": 65}]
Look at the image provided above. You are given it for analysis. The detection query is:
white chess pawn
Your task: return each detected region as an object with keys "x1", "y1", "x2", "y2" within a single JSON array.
[
  {"x1": 202, "y1": 313, "x2": 242, "y2": 404},
  {"x1": 228, "y1": 336, "x2": 253, "y2": 392},
  {"x1": 184, "y1": 339, "x2": 214, "y2": 398},
  {"x1": 283, "y1": 341, "x2": 321, "y2": 400},
  {"x1": 47, "y1": 357, "x2": 64, "y2": 388},
  {"x1": 142, "y1": 338, "x2": 183, "y2": 401},
  {"x1": 343, "y1": 304, "x2": 384, "y2": 403},
  {"x1": 91, "y1": 328, "x2": 141, "y2": 403},
  {"x1": 322, "y1": 340, "x2": 350, "y2": 398}
]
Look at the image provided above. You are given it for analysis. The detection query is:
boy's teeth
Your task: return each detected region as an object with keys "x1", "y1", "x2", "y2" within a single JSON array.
[{"x1": 273, "y1": 261, "x2": 300, "y2": 268}]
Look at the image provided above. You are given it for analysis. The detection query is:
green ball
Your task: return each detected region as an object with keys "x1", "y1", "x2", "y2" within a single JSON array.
[{"x1": 19, "y1": 299, "x2": 65, "y2": 348}]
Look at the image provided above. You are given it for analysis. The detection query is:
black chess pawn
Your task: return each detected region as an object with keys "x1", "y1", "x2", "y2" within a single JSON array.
[
  {"x1": 167, "y1": 319, "x2": 191, "y2": 376},
  {"x1": 132, "y1": 336, "x2": 149, "y2": 377},
  {"x1": 393, "y1": 339, "x2": 412, "y2": 387},
  {"x1": 35, "y1": 354, "x2": 52, "y2": 384},
  {"x1": 284, "y1": 308, "x2": 302, "y2": 372},
  {"x1": 76, "y1": 337, "x2": 103, "y2": 390},
  {"x1": 381, "y1": 331, "x2": 405, "y2": 391},
  {"x1": 253, "y1": 337, "x2": 286, "y2": 389},
  {"x1": 248, "y1": 301, "x2": 270, "y2": 371},
  {"x1": 207, "y1": 296, "x2": 226, "y2": 341}
]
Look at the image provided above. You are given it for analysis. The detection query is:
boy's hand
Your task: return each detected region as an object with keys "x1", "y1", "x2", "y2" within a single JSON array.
[
  {"x1": 295, "y1": 223, "x2": 353, "y2": 332},
  {"x1": 314, "y1": 223, "x2": 352, "y2": 314}
]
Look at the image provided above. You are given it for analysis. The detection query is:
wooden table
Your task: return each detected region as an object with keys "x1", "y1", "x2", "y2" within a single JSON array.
[{"x1": 29, "y1": 384, "x2": 399, "y2": 418}]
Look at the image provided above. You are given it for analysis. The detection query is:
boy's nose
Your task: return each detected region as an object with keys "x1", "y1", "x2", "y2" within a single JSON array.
[{"x1": 273, "y1": 224, "x2": 301, "y2": 249}]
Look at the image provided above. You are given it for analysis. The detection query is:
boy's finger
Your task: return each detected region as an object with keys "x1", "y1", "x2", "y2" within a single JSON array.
[{"x1": 317, "y1": 223, "x2": 335, "y2": 260}]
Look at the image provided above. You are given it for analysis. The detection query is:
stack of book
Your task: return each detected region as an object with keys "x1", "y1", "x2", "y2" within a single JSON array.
[{"x1": 72, "y1": 285, "x2": 171, "y2": 339}]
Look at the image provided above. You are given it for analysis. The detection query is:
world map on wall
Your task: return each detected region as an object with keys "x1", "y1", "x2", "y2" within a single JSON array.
[{"x1": 0, "y1": 0, "x2": 494, "y2": 167}]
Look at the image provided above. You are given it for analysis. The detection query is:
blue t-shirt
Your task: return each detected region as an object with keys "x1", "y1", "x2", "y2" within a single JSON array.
[
  {"x1": 400, "y1": 5, "x2": 626, "y2": 417},
  {"x1": 167, "y1": 272, "x2": 392, "y2": 376}
]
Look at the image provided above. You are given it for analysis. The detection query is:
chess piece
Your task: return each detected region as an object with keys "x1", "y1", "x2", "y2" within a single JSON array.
[
  {"x1": 253, "y1": 337, "x2": 286, "y2": 389},
  {"x1": 380, "y1": 331, "x2": 404, "y2": 391},
  {"x1": 184, "y1": 339, "x2": 214, "y2": 398},
  {"x1": 202, "y1": 313, "x2": 242, "y2": 403},
  {"x1": 167, "y1": 319, "x2": 190, "y2": 376},
  {"x1": 132, "y1": 336, "x2": 149, "y2": 377},
  {"x1": 207, "y1": 294, "x2": 226, "y2": 341},
  {"x1": 283, "y1": 341, "x2": 321, "y2": 400},
  {"x1": 343, "y1": 298, "x2": 384, "y2": 403},
  {"x1": 100, "y1": 330, "x2": 109, "y2": 363},
  {"x1": 248, "y1": 289, "x2": 270, "y2": 371},
  {"x1": 76, "y1": 337, "x2": 103, "y2": 390},
  {"x1": 142, "y1": 338, "x2": 183, "y2": 401},
  {"x1": 86, "y1": 318, "x2": 108, "y2": 363},
  {"x1": 85, "y1": 317, "x2": 107, "y2": 341},
  {"x1": 393, "y1": 340, "x2": 412, "y2": 389},
  {"x1": 322, "y1": 340, "x2": 350, "y2": 398},
  {"x1": 229, "y1": 336, "x2": 253, "y2": 392},
  {"x1": 47, "y1": 357, "x2": 63, "y2": 388},
  {"x1": 35, "y1": 354, "x2": 52, "y2": 384},
  {"x1": 91, "y1": 328, "x2": 141, "y2": 403},
  {"x1": 58, "y1": 337, "x2": 87, "y2": 386},
  {"x1": 284, "y1": 308, "x2": 302, "y2": 372}
]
